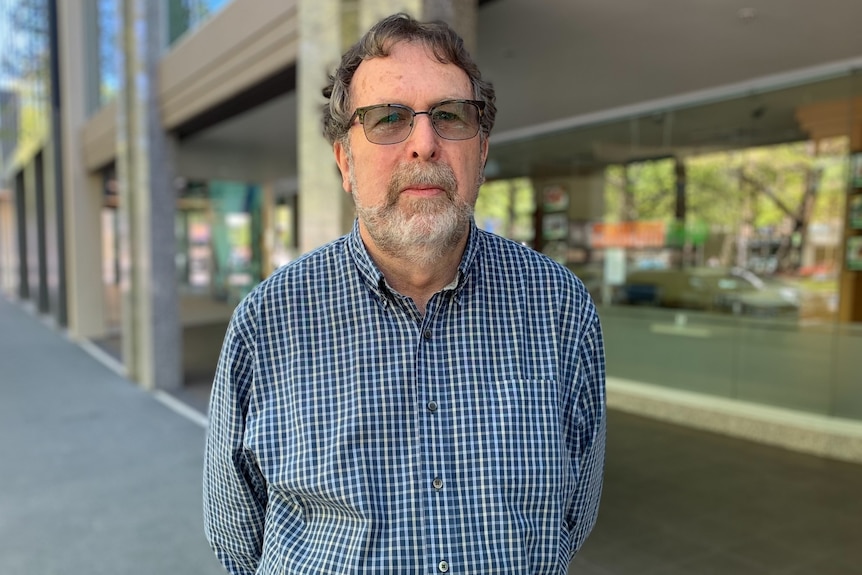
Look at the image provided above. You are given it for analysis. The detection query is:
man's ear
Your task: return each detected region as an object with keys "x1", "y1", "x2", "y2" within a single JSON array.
[
  {"x1": 334, "y1": 140, "x2": 352, "y2": 193},
  {"x1": 480, "y1": 136, "x2": 489, "y2": 169}
]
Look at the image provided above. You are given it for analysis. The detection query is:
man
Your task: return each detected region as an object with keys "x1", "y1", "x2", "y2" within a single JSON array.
[{"x1": 204, "y1": 13, "x2": 606, "y2": 575}]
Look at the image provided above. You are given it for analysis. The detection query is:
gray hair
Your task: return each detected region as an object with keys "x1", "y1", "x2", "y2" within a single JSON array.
[{"x1": 322, "y1": 12, "x2": 496, "y2": 145}]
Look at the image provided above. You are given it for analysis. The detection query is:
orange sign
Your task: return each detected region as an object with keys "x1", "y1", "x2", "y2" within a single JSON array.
[{"x1": 590, "y1": 221, "x2": 665, "y2": 248}]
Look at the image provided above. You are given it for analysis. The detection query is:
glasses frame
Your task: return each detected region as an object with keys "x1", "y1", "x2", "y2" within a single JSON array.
[{"x1": 350, "y1": 99, "x2": 486, "y2": 145}]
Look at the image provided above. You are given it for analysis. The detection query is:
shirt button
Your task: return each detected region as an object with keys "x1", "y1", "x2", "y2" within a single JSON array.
[
  {"x1": 432, "y1": 477, "x2": 443, "y2": 490},
  {"x1": 423, "y1": 329, "x2": 432, "y2": 340},
  {"x1": 438, "y1": 560, "x2": 449, "y2": 573},
  {"x1": 427, "y1": 400, "x2": 438, "y2": 412}
]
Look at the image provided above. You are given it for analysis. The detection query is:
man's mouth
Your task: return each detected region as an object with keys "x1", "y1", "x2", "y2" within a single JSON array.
[{"x1": 401, "y1": 185, "x2": 445, "y2": 196}]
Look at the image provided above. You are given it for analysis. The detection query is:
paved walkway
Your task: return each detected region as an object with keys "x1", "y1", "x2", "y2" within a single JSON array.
[
  {"x1": 3, "y1": 293, "x2": 862, "y2": 574},
  {"x1": 572, "y1": 410, "x2": 862, "y2": 574},
  {"x1": 0, "y1": 295, "x2": 224, "y2": 574}
]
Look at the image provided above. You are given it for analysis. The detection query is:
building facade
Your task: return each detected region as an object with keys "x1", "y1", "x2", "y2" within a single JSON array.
[{"x1": 1, "y1": 0, "x2": 861, "y2": 460}]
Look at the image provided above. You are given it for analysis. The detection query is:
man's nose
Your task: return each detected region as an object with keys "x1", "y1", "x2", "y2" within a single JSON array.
[{"x1": 408, "y1": 113, "x2": 439, "y2": 159}]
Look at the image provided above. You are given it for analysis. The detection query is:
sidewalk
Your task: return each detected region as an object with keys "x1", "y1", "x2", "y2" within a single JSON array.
[{"x1": 0, "y1": 295, "x2": 224, "y2": 574}]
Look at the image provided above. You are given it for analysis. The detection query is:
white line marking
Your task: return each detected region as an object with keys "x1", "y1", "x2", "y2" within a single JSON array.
[
  {"x1": 78, "y1": 338, "x2": 127, "y2": 376},
  {"x1": 154, "y1": 390, "x2": 209, "y2": 429}
]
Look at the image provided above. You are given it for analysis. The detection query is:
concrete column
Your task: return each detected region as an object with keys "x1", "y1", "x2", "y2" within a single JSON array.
[
  {"x1": 298, "y1": 0, "x2": 352, "y2": 253},
  {"x1": 359, "y1": 0, "x2": 477, "y2": 55},
  {"x1": 297, "y1": 0, "x2": 479, "y2": 254},
  {"x1": 0, "y1": 192, "x2": 14, "y2": 297},
  {"x1": 58, "y1": 0, "x2": 108, "y2": 339},
  {"x1": 116, "y1": 0, "x2": 182, "y2": 390},
  {"x1": 58, "y1": 0, "x2": 110, "y2": 340}
]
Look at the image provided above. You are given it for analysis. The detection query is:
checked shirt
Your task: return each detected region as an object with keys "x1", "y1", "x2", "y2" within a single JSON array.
[{"x1": 203, "y1": 220, "x2": 607, "y2": 575}]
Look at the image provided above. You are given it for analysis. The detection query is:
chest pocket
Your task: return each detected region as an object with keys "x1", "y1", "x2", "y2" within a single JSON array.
[{"x1": 465, "y1": 378, "x2": 564, "y2": 502}]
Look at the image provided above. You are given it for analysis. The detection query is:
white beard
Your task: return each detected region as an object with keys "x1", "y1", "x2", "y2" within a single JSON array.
[{"x1": 349, "y1": 154, "x2": 477, "y2": 267}]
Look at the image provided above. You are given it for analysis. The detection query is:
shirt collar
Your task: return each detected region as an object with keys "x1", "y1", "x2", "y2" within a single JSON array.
[{"x1": 345, "y1": 219, "x2": 484, "y2": 306}]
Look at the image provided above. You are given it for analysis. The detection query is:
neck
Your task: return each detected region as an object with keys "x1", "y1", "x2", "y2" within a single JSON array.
[{"x1": 359, "y1": 225, "x2": 468, "y2": 316}]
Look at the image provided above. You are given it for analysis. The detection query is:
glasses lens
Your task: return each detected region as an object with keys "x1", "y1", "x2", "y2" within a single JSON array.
[
  {"x1": 430, "y1": 101, "x2": 481, "y2": 141},
  {"x1": 362, "y1": 105, "x2": 413, "y2": 144}
]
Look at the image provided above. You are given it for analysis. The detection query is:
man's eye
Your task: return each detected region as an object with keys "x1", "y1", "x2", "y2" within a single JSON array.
[
  {"x1": 368, "y1": 108, "x2": 409, "y2": 129},
  {"x1": 433, "y1": 111, "x2": 460, "y2": 122},
  {"x1": 378, "y1": 113, "x2": 403, "y2": 124}
]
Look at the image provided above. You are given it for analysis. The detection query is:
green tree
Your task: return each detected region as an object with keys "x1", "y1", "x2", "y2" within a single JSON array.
[
  {"x1": 476, "y1": 178, "x2": 535, "y2": 242},
  {"x1": 603, "y1": 138, "x2": 848, "y2": 273}
]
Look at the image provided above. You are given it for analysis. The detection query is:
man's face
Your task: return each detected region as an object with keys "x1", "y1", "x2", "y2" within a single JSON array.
[{"x1": 334, "y1": 41, "x2": 489, "y2": 259}]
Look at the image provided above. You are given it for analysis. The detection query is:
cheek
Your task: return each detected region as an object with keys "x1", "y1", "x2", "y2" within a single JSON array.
[
  {"x1": 459, "y1": 151, "x2": 485, "y2": 185},
  {"x1": 351, "y1": 155, "x2": 393, "y2": 198}
]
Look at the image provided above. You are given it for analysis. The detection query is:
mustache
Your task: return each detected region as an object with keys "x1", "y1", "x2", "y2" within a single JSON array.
[{"x1": 386, "y1": 163, "x2": 458, "y2": 206}]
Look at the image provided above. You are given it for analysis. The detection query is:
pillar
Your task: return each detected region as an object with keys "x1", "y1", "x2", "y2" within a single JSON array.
[
  {"x1": 358, "y1": 0, "x2": 477, "y2": 55},
  {"x1": 297, "y1": 0, "x2": 351, "y2": 253},
  {"x1": 116, "y1": 0, "x2": 182, "y2": 390},
  {"x1": 58, "y1": 0, "x2": 107, "y2": 339},
  {"x1": 0, "y1": 190, "x2": 15, "y2": 297}
]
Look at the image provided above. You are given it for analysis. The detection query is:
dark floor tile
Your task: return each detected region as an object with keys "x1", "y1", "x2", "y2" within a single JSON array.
[
  {"x1": 654, "y1": 512, "x2": 755, "y2": 551},
  {"x1": 703, "y1": 495, "x2": 811, "y2": 540},
  {"x1": 568, "y1": 555, "x2": 615, "y2": 575},
  {"x1": 722, "y1": 536, "x2": 831, "y2": 573},
  {"x1": 575, "y1": 523, "x2": 715, "y2": 575},
  {"x1": 765, "y1": 513, "x2": 862, "y2": 564},
  {"x1": 780, "y1": 555, "x2": 862, "y2": 575},
  {"x1": 655, "y1": 550, "x2": 777, "y2": 575}
]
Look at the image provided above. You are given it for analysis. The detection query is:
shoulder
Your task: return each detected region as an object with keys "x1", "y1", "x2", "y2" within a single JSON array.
[
  {"x1": 230, "y1": 235, "x2": 352, "y2": 328},
  {"x1": 477, "y1": 229, "x2": 591, "y2": 298},
  {"x1": 252, "y1": 235, "x2": 352, "y2": 299}
]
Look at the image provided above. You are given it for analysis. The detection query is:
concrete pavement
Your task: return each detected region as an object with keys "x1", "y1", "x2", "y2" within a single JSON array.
[{"x1": 0, "y1": 295, "x2": 224, "y2": 574}]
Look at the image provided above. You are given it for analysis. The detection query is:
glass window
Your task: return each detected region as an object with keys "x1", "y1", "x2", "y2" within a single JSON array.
[
  {"x1": 167, "y1": 0, "x2": 231, "y2": 46},
  {"x1": 0, "y1": 0, "x2": 51, "y2": 167},
  {"x1": 484, "y1": 69, "x2": 862, "y2": 420},
  {"x1": 96, "y1": 0, "x2": 119, "y2": 106}
]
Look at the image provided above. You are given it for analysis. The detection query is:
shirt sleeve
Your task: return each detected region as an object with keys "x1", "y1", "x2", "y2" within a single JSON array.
[
  {"x1": 563, "y1": 298, "x2": 607, "y2": 559},
  {"x1": 203, "y1": 297, "x2": 268, "y2": 575}
]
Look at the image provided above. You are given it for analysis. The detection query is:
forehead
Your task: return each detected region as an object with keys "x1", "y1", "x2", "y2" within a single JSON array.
[{"x1": 350, "y1": 41, "x2": 472, "y2": 106}]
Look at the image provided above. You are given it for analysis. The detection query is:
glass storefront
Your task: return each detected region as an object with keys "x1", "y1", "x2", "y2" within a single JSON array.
[
  {"x1": 173, "y1": 179, "x2": 262, "y2": 304},
  {"x1": 481, "y1": 70, "x2": 862, "y2": 421}
]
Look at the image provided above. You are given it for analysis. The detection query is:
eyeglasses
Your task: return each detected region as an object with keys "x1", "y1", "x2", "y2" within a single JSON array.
[{"x1": 350, "y1": 99, "x2": 485, "y2": 145}]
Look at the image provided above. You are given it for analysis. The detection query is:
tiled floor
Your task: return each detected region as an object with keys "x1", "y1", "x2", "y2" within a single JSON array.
[{"x1": 569, "y1": 411, "x2": 862, "y2": 575}]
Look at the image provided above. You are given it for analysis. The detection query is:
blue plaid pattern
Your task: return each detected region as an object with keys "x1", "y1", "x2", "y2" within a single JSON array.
[{"x1": 204, "y1": 220, "x2": 606, "y2": 574}]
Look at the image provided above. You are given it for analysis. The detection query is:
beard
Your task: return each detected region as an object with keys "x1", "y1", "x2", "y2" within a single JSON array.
[{"x1": 348, "y1": 151, "x2": 483, "y2": 265}]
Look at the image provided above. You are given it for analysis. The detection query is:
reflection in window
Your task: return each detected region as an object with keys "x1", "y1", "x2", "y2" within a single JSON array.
[
  {"x1": 168, "y1": 0, "x2": 231, "y2": 46},
  {"x1": 97, "y1": 0, "x2": 119, "y2": 105},
  {"x1": 605, "y1": 138, "x2": 848, "y2": 322},
  {"x1": 0, "y1": 0, "x2": 50, "y2": 156},
  {"x1": 475, "y1": 178, "x2": 535, "y2": 244}
]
